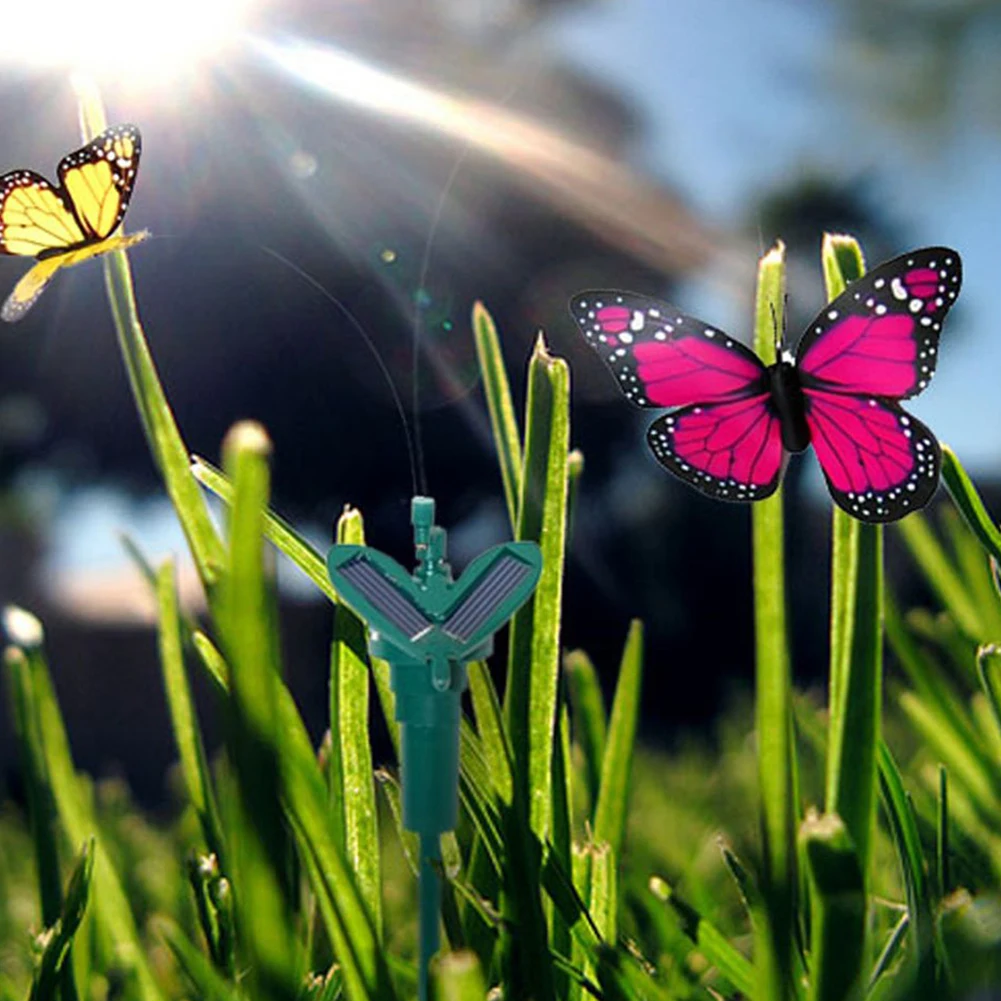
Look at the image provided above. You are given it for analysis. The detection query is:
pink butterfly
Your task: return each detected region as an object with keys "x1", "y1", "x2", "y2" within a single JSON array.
[{"x1": 570, "y1": 247, "x2": 961, "y2": 523}]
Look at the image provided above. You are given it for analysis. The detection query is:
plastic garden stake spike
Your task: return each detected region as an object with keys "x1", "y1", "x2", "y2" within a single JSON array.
[{"x1": 326, "y1": 496, "x2": 542, "y2": 1001}]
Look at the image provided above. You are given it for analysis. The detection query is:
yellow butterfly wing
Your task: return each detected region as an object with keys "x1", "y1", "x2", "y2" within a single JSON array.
[
  {"x1": 1, "y1": 229, "x2": 149, "y2": 323},
  {"x1": 58, "y1": 124, "x2": 142, "y2": 241},
  {"x1": 0, "y1": 170, "x2": 88, "y2": 257},
  {"x1": 0, "y1": 125, "x2": 144, "y2": 321}
]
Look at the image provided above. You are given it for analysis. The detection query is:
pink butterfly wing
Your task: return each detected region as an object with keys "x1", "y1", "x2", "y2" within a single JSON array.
[
  {"x1": 803, "y1": 387, "x2": 940, "y2": 522},
  {"x1": 570, "y1": 291, "x2": 766, "y2": 408},
  {"x1": 797, "y1": 247, "x2": 961, "y2": 400},
  {"x1": 647, "y1": 394, "x2": 785, "y2": 501}
]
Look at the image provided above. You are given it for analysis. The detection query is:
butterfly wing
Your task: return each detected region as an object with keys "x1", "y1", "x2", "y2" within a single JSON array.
[
  {"x1": 795, "y1": 248, "x2": 959, "y2": 522},
  {"x1": 0, "y1": 170, "x2": 88, "y2": 257},
  {"x1": 570, "y1": 290, "x2": 768, "y2": 408},
  {"x1": 803, "y1": 387, "x2": 940, "y2": 522},
  {"x1": 1, "y1": 229, "x2": 150, "y2": 323},
  {"x1": 647, "y1": 394, "x2": 785, "y2": 501},
  {"x1": 57, "y1": 124, "x2": 142, "y2": 242},
  {"x1": 796, "y1": 247, "x2": 961, "y2": 400},
  {"x1": 570, "y1": 291, "x2": 784, "y2": 499}
]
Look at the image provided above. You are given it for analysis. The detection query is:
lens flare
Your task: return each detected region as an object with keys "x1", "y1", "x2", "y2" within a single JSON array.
[{"x1": 0, "y1": 0, "x2": 258, "y2": 83}]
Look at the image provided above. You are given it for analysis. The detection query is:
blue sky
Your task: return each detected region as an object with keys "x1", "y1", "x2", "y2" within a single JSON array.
[{"x1": 550, "y1": 0, "x2": 1001, "y2": 472}]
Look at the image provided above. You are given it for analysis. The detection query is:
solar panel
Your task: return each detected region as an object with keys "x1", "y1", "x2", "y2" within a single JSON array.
[
  {"x1": 338, "y1": 555, "x2": 431, "y2": 639},
  {"x1": 443, "y1": 555, "x2": 533, "y2": 642}
]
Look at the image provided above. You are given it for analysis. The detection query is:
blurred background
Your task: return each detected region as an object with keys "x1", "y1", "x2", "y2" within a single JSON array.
[{"x1": 0, "y1": 0, "x2": 999, "y2": 803}]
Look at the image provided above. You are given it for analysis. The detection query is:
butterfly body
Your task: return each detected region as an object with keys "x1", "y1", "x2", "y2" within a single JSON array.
[
  {"x1": 0, "y1": 125, "x2": 145, "y2": 321},
  {"x1": 766, "y1": 360, "x2": 812, "y2": 453},
  {"x1": 570, "y1": 247, "x2": 961, "y2": 523}
]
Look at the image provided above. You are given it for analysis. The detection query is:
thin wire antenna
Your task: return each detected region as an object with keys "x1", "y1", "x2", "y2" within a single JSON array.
[
  {"x1": 410, "y1": 146, "x2": 472, "y2": 498},
  {"x1": 409, "y1": 64, "x2": 540, "y2": 500},
  {"x1": 258, "y1": 245, "x2": 420, "y2": 498}
]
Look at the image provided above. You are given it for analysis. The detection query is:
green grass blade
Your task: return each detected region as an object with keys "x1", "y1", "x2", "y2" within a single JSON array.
[
  {"x1": 3, "y1": 633, "x2": 63, "y2": 927},
  {"x1": 4, "y1": 615, "x2": 164, "y2": 1001},
  {"x1": 429, "y1": 951, "x2": 487, "y2": 1001},
  {"x1": 564, "y1": 649, "x2": 606, "y2": 816},
  {"x1": 550, "y1": 704, "x2": 574, "y2": 999},
  {"x1": 750, "y1": 240, "x2": 799, "y2": 1001},
  {"x1": 877, "y1": 741, "x2": 936, "y2": 989},
  {"x1": 822, "y1": 233, "x2": 865, "y2": 756},
  {"x1": 75, "y1": 84, "x2": 225, "y2": 594},
  {"x1": 592, "y1": 621, "x2": 643, "y2": 857},
  {"x1": 937, "y1": 764, "x2": 951, "y2": 897},
  {"x1": 330, "y1": 508, "x2": 382, "y2": 939},
  {"x1": 896, "y1": 513, "x2": 982, "y2": 638},
  {"x1": 194, "y1": 620, "x2": 394, "y2": 998},
  {"x1": 472, "y1": 301, "x2": 524, "y2": 533},
  {"x1": 897, "y1": 691, "x2": 1001, "y2": 822},
  {"x1": 191, "y1": 456, "x2": 338, "y2": 602},
  {"x1": 940, "y1": 445, "x2": 1001, "y2": 564},
  {"x1": 467, "y1": 661, "x2": 513, "y2": 804},
  {"x1": 161, "y1": 921, "x2": 241, "y2": 1001},
  {"x1": 885, "y1": 596, "x2": 981, "y2": 754},
  {"x1": 154, "y1": 560, "x2": 225, "y2": 861},
  {"x1": 504, "y1": 333, "x2": 571, "y2": 839},
  {"x1": 799, "y1": 813, "x2": 864, "y2": 1001},
  {"x1": 820, "y1": 238, "x2": 880, "y2": 993},
  {"x1": 867, "y1": 913, "x2": 909, "y2": 993},
  {"x1": 28, "y1": 839, "x2": 94, "y2": 1001},
  {"x1": 825, "y1": 519, "x2": 882, "y2": 874},
  {"x1": 275, "y1": 681, "x2": 395, "y2": 1000},
  {"x1": 649, "y1": 876, "x2": 756, "y2": 999},
  {"x1": 217, "y1": 422, "x2": 299, "y2": 1001},
  {"x1": 499, "y1": 335, "x2": 570, "y2": 1001},
  {"x1": 976, "y1": 644, "x2": 1001, "y2": 754}
]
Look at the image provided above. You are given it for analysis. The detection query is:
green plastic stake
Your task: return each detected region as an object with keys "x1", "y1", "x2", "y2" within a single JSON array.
[{"x1": 327, "y1": 496, "x2": 542, "y2": 1001}]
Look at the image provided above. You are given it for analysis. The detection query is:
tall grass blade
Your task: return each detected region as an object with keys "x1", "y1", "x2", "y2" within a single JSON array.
[
  {"x1": 467, "y1": 661, "x2": 513, "y2": 804},
  {"x1": 976, "y1": 644, "x2": 1001, "y2": 753},
  {"x1": 429, "y1": 951, "x2": 487, "y2": 1001},
  {"x1": 564, "y1": 649, "x2": 606, "y2": 816},
  {"x1": 799, "y1": 813, "x2": 864, "y2": 1001},
  {"x1": 75, "y1": 79, "x2": 225, "y2": 594},
  {"x1": 161, "y1": 922, "x2": 241, "y2": 1001},
  {"x1": 330, "y1": 508, "x2": 382, "y2": 938},
  {"x1": 750, "y1": 240, "x2": 798, "y2": 1000},
  {"x1": 821, "y1": 238, "x2": 880, "y2": 986},
  {"x1": 940, "y1": 445, "x2": 1001, "y2": 564},
  {"x1": 217, "y1": 422, "x2": 299, "y2": 1001},
  {"x1": 937, "y1": 765, "x2": 951, "y2": 897},
  {"x1": 472, "y1": 302, "x2": 524, "y2": 533},
  {"x1": 648, "y1": 877, "x2": 756, "y2": 999},
  {"x1": 4, "y1": 619, "x2": 164, "y2": 1001},
  {"x1": 504, "y1": 333, "x2": 571, "y2": 840},
  {"x1": 154, "y1": 560, "x2": 225, "y2": 861},
  {"x1": 896, "y1": 514, "x2": 982, "y2": 638},
  {"x1": 498, "y1": 335, "x2": 570, "y2": 1001},
  {"x1": 877, "y1": 742, "x2": 937, "y2": 990},
  {"x1": 592, "y1": 621, "x2": 643, "y2": 857},
  {"x1": 4, "y1": 634, "x2": 63, "y2": 927},
  {"x1": 28, "y1": 839, "x2": 94, "y2": 1001},
  {"x1": 191, "y1": 456, "x2": 338, "y2": 603}
]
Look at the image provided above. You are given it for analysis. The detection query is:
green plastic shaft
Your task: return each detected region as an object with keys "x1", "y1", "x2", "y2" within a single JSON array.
[{"x1": 418, "y1": 833, "x2": 441, "y2": 1001}]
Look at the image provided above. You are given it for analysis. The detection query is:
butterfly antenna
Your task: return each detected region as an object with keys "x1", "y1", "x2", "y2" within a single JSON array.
[
  {"x1": 258, "y1": 245, "x2": 420, "y2": 498},
  {"x1": 769, "y1": 301, "x2": 781, "y2": 358}
]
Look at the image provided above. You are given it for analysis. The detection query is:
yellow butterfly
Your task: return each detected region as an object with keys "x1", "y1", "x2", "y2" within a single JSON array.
[{"x1": 0, "y1": 124, "x2": 148, "y2": 322}]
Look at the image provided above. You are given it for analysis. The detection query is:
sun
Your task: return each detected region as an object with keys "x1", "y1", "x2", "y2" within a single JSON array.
[{"x1": 0, "y1": 0, "x2": 259, "y2": 84}]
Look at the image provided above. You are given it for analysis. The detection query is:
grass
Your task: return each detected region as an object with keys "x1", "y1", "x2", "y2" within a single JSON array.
[{"x1": 1, "y1": 94, "x2": 1000, "y2": 999}]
